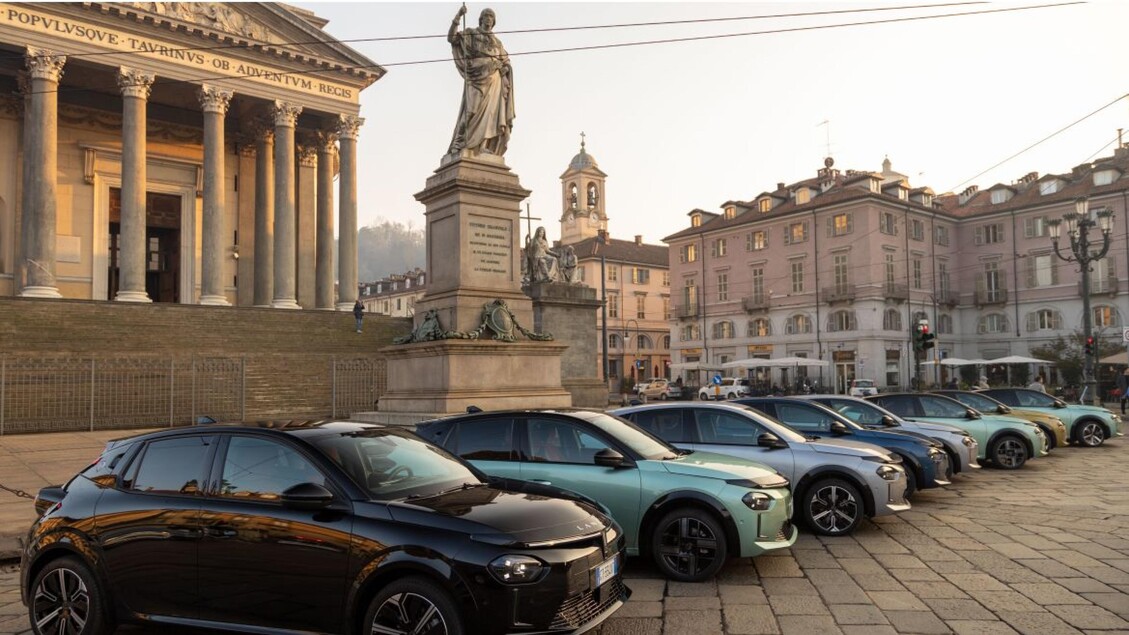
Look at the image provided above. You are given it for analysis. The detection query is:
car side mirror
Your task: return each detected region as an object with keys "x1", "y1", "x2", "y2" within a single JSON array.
[
  {"x1": 998, "y1": 405, "x2": 1011, "y2": 414},
  {"x1": 594, "y1": 448, "x2": 628, "y2": 468},
  {"x1": 830, "y1": 420, "x2": 850, "y2": 435},
  {"x1": 965, "y1": 409, "x2": 982, "y2": 420},
  {"x1": 757, "y1": 433, "x2": 788, "y2": 449},
  {"x1": 881, "y1": 415, "x2": 898, "y2": 427},
  {"x1": 281, "y1": 482, "x2": 335, "y2": 510},
  {"x1": 1053, "y1": 400, "x2": 1066, "y2": 408}
]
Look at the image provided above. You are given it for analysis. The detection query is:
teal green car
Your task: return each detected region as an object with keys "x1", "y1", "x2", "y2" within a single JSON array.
[
  {"x1": 980, "y1": 388, "x2": 1123, "y2": 447},
  {"x1": 868, "y1": 393, "x2": 1048, "y2": 469},
  {"x1": 417, "y1": 409, "x2": 798, "y2": 582}
]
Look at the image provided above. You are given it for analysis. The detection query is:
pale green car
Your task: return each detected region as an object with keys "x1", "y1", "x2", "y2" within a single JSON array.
[
  {"x1": 867, "y1": 393, "x2": 1048, "y2": 469},
  {"x1": 980, "y1": 388, "x2": 1123, "y2": 447}
]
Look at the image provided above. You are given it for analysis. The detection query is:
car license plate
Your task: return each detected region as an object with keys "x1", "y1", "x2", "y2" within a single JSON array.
[{"x1": 594, "y1": 555, "x2": 618, "y2": 587}]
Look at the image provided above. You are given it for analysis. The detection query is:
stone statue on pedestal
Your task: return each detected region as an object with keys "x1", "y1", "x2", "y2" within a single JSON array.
[{"x1": 447, "y1": 6, "x2": 514, "y2": 157}]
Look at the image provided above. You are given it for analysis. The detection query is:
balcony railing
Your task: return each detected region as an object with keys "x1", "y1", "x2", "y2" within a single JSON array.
[
  {"x1": 938, "y1": 291, "x2": 960, "y2": 307},
  {"x1": 883, "y1": 282, "x2": 908, "y2": 302},
  {"x1": 822, "y1": 284, "x2": 856, "y2": 304},
  {"x1": 742, "y1": 294, "x2": 770, "y2": 312},
  {"x1": 1079, "y1": 274, "x2": 1119, "y2": 297},
  {"x1": 675, "y1": 302, "x2": 699, "y2": 319}
]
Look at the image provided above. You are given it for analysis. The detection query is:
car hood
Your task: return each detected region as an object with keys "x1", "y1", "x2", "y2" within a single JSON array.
[
  {"x1": 662, "y1": 450, "x2": 788, "y2": 486},
  {"x1": 981, "y1": 414, "x2": 1040, "y2": 429},
  {"x1": 1009, "y1": 409, "x2": 1064, "y2": 425},
  {"x1": 1064, "y1": 404, "x2": 1116, "y2": 416},
  {"x1": 804, "y1": 437, "x2": 898, "y2": 461},
  {"x1": 896, "y1": 419, "x2": 966, "y2": 435},
  {"x1": 384, "y1": 486, "x2": 610, "y2": 547},
  {"x1": 850, "y1": 428, "x2": 938, "y2": 447}
]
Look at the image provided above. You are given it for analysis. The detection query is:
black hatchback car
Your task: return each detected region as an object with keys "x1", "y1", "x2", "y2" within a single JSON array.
[{"x1": 21, "y1": 421, "x2": 628, "y2": 635}]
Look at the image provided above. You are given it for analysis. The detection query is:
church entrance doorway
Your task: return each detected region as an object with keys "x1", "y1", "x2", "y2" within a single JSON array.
[{"x1": 107, "y1": 189, "x2": 181, "y2": 303}]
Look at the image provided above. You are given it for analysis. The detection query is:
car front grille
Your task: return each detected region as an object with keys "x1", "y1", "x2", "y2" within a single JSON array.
[
  {"x1": 549, "y1": 578, "x2": 626, "y2": 630},
  {"x1": 775, "y1": 520, "x2": 793, "y2": 542}
]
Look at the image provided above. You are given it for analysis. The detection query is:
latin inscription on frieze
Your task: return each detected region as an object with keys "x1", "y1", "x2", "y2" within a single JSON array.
[{"x1": 468, "y1": 219, "x2": 511, "y2": 277}]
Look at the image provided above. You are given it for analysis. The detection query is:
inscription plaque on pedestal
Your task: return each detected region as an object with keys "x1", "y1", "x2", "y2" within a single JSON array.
[{"x1": 469, "y1": 217, "x2": 511, "y2": 277}]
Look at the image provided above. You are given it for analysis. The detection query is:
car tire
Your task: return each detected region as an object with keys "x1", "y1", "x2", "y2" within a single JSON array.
[
  {"x1": 1038, "y1": 425, "x2": 1056, "y2": 451},
  {"x1": 904, "y1": 466, "x2": 918, "y2": 497},
  {"x1": 650, "y1": 507, "x2": 728, "y2": 582},
  {"x1": 697, "y1": 392, "x2": 707, "y2": 400},
  {"x1": 726, "y1": 392, "x2": 737, "y2": 400},
  {"x1": 659, "y1": 393, "x2": 668, "y2": 401},
  {"x1": 365, "y1": 576, "x2": 464, "y2": 635},
  {"x1": 802, "y1": 478, "x2": 863, "y2": 536},
  {"x1": 29, "y1": 556, "x2": 113, "y2": 635},
  {"x1": 1075, "y1": 420, "x2": 1107, "y2": 447},
  {"x1": 989, "y1": 434, "x2": 1028, "y2": 469}
]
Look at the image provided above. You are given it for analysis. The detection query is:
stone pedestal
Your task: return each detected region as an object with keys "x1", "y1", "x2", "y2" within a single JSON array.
[
  {"x1": 371, "y1": 155, "x2": 572, "y2": 423},
  {"x1": 527, "y1": 281, "x2": 606, "y2": 408}
]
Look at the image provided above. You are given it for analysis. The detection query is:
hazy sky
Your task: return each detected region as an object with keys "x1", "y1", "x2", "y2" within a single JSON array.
[{"x1": 301, "y1": 1, "x2": 1129, "y2": 246}]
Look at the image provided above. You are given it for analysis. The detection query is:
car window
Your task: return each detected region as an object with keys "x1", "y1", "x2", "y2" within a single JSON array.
[
  {"x1": 775, "y1": 403, "x2": 834, "y2": 432},
  {"x1": 630, "y1": 410, "x2": 689, "y2": 443},
  {"x1": 742, "y1": 401, "x2": 775, "y2": 418},
  {"x1": 823, "y1": 400, "x2": 885, "y2": 425},
  {"x1": 126, "y1": 436, "x2": 210, "y2": 495},
  {"x1": 919, "y1": 395, "x2": 969, "y2": 418},
  {"x1": 220, "y1": 436, "x2": 326, "y2": 501},
  {"x1": 946, "y1": 391, "x2": 998, "y2": 412},
  {"x1": 1014, "y1": 390, "x2": 1055, "y2": 408},
  {"x1": 693, "y1": 410, "x2": 764, "y2": 444},
  {"x1": 527, "y1": 418, "x2": 611, "y2": 465},
  {"x1": 983, "y1": 390, "x2": 1016, "y2": 406},
  {"x1": 452, "y1": 418, "x2": 515, "y2": 461},
  {"x1": 871, "y1": 395, "x2": 918, "y2": 417}
]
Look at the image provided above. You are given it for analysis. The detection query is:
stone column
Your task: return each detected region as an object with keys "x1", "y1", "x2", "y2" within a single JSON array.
[
  {"x1": 271, "y1": 100, "x2": 302, "y2": 309},
  {"x1": 115, "y1": 67, "x2": 155, "y2": 303},
  {"x1": 197, "y1": 85, "x2": 232, "y2": 306},
  {"x1": 20, "y1": 47, "x2": 65, "y2": 298},
  {"x1": 296, "y1": 143, "x2": 316, "y2": 308},
  {"x1": 315, "y1": 130, "x2": 336, "y2": 309},
  {"x1": 335, "y1": 114, "x2": 363, "y2": 310},
  {"x1": 253, "y1": 123, "x2": 274, "y2": 307}
]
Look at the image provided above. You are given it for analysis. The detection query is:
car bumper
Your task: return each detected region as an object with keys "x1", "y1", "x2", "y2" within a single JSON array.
[
  {"x1": 724, "y1": 486, "x2": 797, "y2": 558},
  {"x1": 869, "y1": 472, "x2": 911, "y2": 517},
  {"x1": 942, "y1": 436, "x2": 980, "y2": 473}
]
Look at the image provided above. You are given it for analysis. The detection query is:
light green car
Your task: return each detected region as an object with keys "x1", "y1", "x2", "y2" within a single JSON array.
[
  {"x1": 980, "y1": 388, "x2": 1123, "y2": 447},
  {"x1": 868, "y1": 393, "x2": 1048, "y2": 469},
  {"x1": 417, "y1": 409, "x2": 798, "y2": 582}
]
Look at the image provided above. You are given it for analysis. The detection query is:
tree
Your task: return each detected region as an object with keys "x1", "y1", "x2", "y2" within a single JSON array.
[
  {"x1": 356, "y1": 218, "x2": 425, "y2": 282},
  {"x1": 1029, "y1": 330, "x2": 1120, "y2": 388}
]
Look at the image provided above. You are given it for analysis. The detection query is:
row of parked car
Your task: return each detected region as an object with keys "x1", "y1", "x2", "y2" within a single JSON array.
[{"x1": 18, "y1": 389, "x2": 1122, "y2": 635}]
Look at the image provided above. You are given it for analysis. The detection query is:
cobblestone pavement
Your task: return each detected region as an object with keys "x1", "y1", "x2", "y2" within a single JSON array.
[{"x1": 2, "y1": 440, "x2": 1127, "y2": 634}]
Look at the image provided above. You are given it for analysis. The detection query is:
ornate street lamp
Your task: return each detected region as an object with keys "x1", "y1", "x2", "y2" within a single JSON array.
[
  {"x1": 596, "y1": 229, "x2": 609, "y2": 388},
  {"x1": 1047, "y1": 197, "x2": 1114, "y2": 405}
]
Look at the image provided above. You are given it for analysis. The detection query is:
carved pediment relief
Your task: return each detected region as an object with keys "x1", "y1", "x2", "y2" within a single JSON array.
[{"x1": 121, "y1": 3, "x2": 276, "y2": 43}]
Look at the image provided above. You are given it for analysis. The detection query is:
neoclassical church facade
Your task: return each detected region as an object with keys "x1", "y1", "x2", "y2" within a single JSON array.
[{"x1": 0, "y1": 2, "x2": 379, "y2": 308}]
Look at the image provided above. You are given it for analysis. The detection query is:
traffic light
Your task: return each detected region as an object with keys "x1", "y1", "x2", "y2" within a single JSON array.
[
  {"x1": 1084, "y1": 336, "x2": 1095, "y2": 357},
  {"x1": 921, "y1": 323, "x2": 935, "y2": 351}
]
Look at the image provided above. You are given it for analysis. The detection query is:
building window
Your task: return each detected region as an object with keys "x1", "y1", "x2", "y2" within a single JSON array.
[
  {"x1": 880, "y1": 212, "x2": 897, "y2": 235},
  {"x1": 608, "y1": 359, "x2": 620, "y2": 379},
  {"x1": 938, "y1": 314, "x2": 953, "y2": 334},
  {"x1": 1027, "y1": 309, "x2": 1063, "y2": 331},
  {"x1": 682, "y1": 279, "x2": 697, "y2": 312},
  {"x1": 716, "y1": 273, "x2": 728, "y2": 302},
  {"x1": 883, "y1": 309, "x2": 902, "y2": 331},
  {"x1": 681, "y1": 324, "x2": 700, "y2": 341},
  {"x1": 608, "y1": 265, "x2": 618, "y2": 282},
  {"x1": 608, "y1": 293, "x2": 619, "y2": 318},
  {"x1": 791, "y1": 261, "x2": 805, "y2": 293},
  {"x1": 1039, "y1": 180, "x2": 1060, "y2": 196},
  {"x1": 1093, "y1": 305, "x2": 1121, "y2": 328},
  {"x1": 608, "y1": 333, "x2": 621, "y2": 349},
  {"x1": 939, "y1": 262, "x2": 950, "y2": 297},
  {"x1": 751, "y1": 266, "x2": 764, "y2": 301},
  {"x1": 910, "y1": 219, "x2": 924, "y2": 241},
  {"x1": 935, "y1": 226, "x2": 949, "y2": 246},
  {"x1": 711, "y1": 238, "x2": 727, "y2": 257},
  {"x1": 828, "y1": 310, "x2": 857, "y2": 332},
  {"x1": 724, "y1": 206, "x2": 736, "y2": 219},
  {"x1": 662, "y1": 335, "x2": 671, "y2": 349},
  {"x1": 662, "y1": 296, "x2": 670, "y2": 320},
  {"x1": 680, "y1": 243, "x2": 698, "y2": 263},
  {"x1": 784, "y1": 222, "x2": 807, "y2": 245},
  {"x1": 636, "y1": 295, "x2": 646, "y2": 319},
  {"x1": 713, "y1": 321, "x2": 735, "y2": 339},
  {"x1": 977, "y1": 313, "x2": 1008, "y2": 334},
  {"x1": 990, "y1": 189, "x2": 1013, "y2": 204},
  {"x1": 976, "y1": 223, "x2": 1004, "y2": 245},
  {"x1": 747, "y1": 230, "x2": 768, "y2": 251},
  {"x1": 912, "y1": 258, "x2": 923, "y2": 289},
  {"x1": 691, "y1": 214, "x2": 701, "y2": 227},
  {"x1": 833, "y1": 254, "x2": 849, "y2": 290},
  {"x1": 759, "y1": 199, "x2": 772, "y2": 213},
  {"x1": 662, "y1": 271, "x2": 670, "y2": 287},
  {"x1": 885, "y1": 253, "x2": 896, "y2": 286},
  {"x1": 749, "y1": 318, "x2": 771, "y2": 337},
  {"x1": 886, "y1": 349, "x2": 901, "y2": 387},
  {"x1": 1030, "y1": 253, "x2": 1056, "y2": 287},
  {"x1": 1094, "y1": 169, "x2": 1118, "y2": 186},
  {"x1": 830, "y1": 213, "x2": 852, "y2": 237},
  {"x1": 1024, "y1": 216, "x2": 1049, "y2": 238},
  {"x1": 630, "y1": 267, "x2": 650, "y2": 284},
  {"x1": 786, "y1": 314, "x2": 812, "y2": 334},
  {"x1": 795, "y1": 189, "x2": 811, "y2": 204}
]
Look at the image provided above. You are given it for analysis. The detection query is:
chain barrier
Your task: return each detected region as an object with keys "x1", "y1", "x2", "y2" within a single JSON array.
[{"x1": 0, "y1": 482, "x2": 35, "y2": 500}]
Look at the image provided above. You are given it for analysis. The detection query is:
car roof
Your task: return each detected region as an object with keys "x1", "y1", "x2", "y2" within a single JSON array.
[
  {"x1": 420, "y1": 408, "x2": 611, "y2": 424},
  {"x1": 109, "y1": 419, "x2": 389, "y2": 444}
]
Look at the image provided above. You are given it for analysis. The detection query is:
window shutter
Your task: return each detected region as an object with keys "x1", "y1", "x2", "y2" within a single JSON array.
[
  {"x1": 974, "y1": 227, "x2": 984, "y2": 245},
  {"x1": 1024, "y1": 218, "x2": 1034, "y2": 238},
  {"x1": 977, "y1": 317, "x2": 985, "y2": 334},
  {"x1": 1026, "y1": 257, "x2": 1036, "y2": 288},
  {"x1": 849, "y1": 312, "x2": 858, "y2": 330},
  {"x1": 1026, "y1": 313, "x2": 1037, "y2": 332},
  {"x1": 847, "y1": 215, "x2": 853, "y2": 233},
  {"x1": 1053, "y1": 311, "x2": 1063, "y2": 330}
]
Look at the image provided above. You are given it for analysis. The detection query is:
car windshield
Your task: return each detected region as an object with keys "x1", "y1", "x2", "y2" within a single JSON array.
[
  {"x1": 579, "y1": 411, "x2": 680, "y2": 460},
  {"x1": 947, "y1": 391, "x2": 1001, "y2": 412},
  {"x1": 818, "y1": 399, "x2": 895, "y2": 426},
  {"x1": 1013, "y1": 390, "x2": 1057, "y2": 408},
  {"x1": 853, "y1": 380, "x2": 875, "y2": 388},
  {"x1": 310, "y1": 429, "x2": 482, "y2": 501},
  {"x1": 729, "y1": 405, "x2": 809, "y2": 443}
]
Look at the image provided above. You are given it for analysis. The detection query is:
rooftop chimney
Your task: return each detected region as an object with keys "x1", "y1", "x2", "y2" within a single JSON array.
[
  {"x1": 777, "y1": 182, "x2": 786, "y2": 191},
  {"x1": 958, "y1": 185, "x2": 979, "y2": 205},
  {"x1": 635, "y1": 235, "x2": 643, "y2": 246}
]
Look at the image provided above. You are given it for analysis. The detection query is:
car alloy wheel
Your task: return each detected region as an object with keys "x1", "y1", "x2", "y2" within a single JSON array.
[
  {"x1": 1077, "y1": 421, "x2": 1106, "y2": 447},
  {"x1": 804, "y1": 479, "x2": 862, "y2": 536},
  {"x1": 366, "y1": 577, "x2": 462, "y2": 635},
  {"x1": 30, "y1": 557, "x2": 109, "y2": 635},
  {"x1": 991, "y1": 435, "x2": 1028, "y2": 469},
  {"x1": 659, "y1": 393, "x2": 668, "y2": 400},
  {"x1": 651, "y1": 508, "x2": 727, "y2": 582}
]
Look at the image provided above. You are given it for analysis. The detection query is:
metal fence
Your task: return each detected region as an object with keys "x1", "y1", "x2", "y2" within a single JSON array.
[{"x1": 0, "y1": 356, "x2": 387, "y2": 435}]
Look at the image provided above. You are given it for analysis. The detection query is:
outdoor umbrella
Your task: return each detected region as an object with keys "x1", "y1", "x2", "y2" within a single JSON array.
[{"x1": 988, "y1": 355, "x2": 1052, "y2": 365}]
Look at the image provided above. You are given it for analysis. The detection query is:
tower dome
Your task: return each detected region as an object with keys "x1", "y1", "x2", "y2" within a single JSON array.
[{"x1": 569, "y1": 137, "x2": 599, "y2": 171}]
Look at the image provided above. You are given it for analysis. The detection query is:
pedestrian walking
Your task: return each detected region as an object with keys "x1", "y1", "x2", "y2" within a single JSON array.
[
  {"x1": 1026, "y1": 375, "x2": 1046, "y2": 393},
  {"x1": 353, "y1": 299, "x2": 364, "y2": 333},
  {"x1": 1117, "y1": 368, "x2": 1129, "y2": 414}
]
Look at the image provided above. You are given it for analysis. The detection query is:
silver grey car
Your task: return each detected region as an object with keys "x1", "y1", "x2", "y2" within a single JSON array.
[
  {"x1": 797, "y1": 394, "x2": 980, "y2": 475},
  {"x1": 612, "y1": 402, "x2": 910, "y2": 536}
]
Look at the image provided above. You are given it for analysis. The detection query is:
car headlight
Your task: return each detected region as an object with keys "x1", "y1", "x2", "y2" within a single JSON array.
[
  {"x1": 603, "y1": 525, "x2": 619, "y2": 548},
  {"x1": 961, "y1": 435, "x2": 976, "y2": 447},
  {"x1": 876, "y1": 465, "x2": 901, "y2": 481},
  {"x1": 928, "y1": 448, "x2": 945, "y2": 463},
  {"x1": 488, "y1": 555, "x2": 545, "y2": 584},
  {"x1": 742, "y1": 491, "x2": 773, "y2": 511}
]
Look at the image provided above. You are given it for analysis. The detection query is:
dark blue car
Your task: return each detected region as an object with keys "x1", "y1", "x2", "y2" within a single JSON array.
[{"x1": 734, "y1": 397, "x2": 951, "y2": 495}]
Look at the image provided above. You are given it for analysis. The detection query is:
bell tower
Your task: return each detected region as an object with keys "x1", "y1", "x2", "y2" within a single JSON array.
[{"x1": 559, "y1": 133, "x2": 608, "y2": 245}]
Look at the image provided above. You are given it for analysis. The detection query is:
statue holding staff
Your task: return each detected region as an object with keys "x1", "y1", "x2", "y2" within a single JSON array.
[{"x1": 448, "y1": 5, "x2": 514, "y2": 157}]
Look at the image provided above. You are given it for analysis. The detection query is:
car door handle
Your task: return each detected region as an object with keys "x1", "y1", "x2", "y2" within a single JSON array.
[{"x1": 530, "y1": 479, "x2": 552, "y2": 485}]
